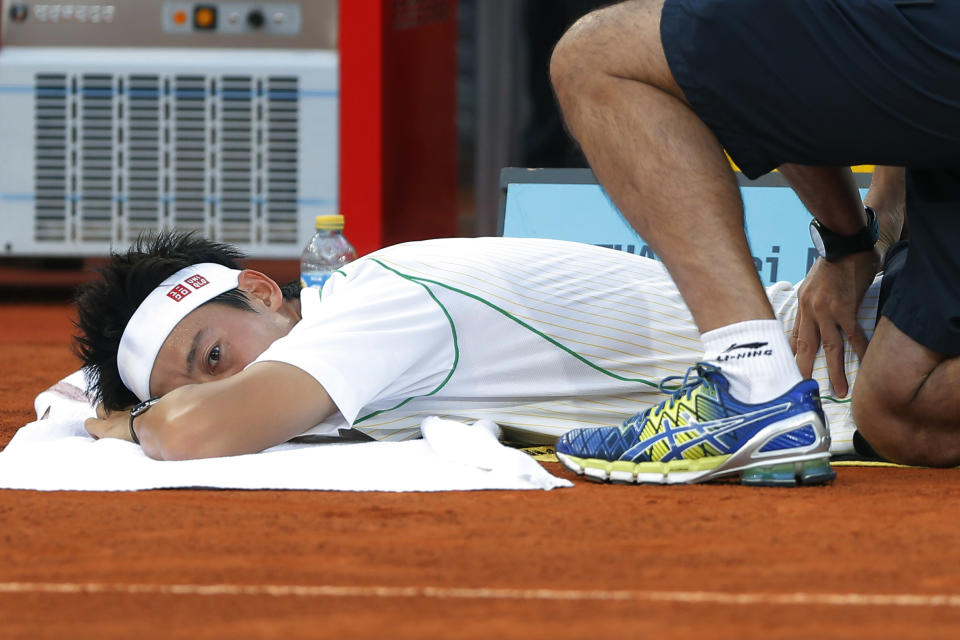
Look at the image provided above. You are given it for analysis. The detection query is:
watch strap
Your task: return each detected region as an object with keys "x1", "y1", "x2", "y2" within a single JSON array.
[
  {"x1": 129, "y1": 397, "x2": 160, "y2": 445},
  {"x1": 812, "y1": 206, "x2": 879, "y2": 262},
  {"x1": 128, "y1": 412, "x2": 140, "y2": 445}
]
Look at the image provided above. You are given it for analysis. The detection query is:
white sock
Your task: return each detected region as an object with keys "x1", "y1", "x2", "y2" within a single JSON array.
[{"x1": 701, "y1": 319, "x2": 803, "y2": 404}]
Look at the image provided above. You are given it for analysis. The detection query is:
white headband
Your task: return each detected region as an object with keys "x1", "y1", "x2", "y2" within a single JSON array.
[{"x1": 117, "y1": 263, "x2": 241, "y2": 401}]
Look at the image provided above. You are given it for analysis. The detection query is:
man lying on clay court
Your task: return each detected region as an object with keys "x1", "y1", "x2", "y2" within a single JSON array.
[{"x1": 77, "y1": 231, "x2": 901, "y2": 484}]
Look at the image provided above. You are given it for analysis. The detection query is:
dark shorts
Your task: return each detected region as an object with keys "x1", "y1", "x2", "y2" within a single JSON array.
[
  {"x1": 661, "y1": 0, "x2": 960, "y2": 354},
  {"x1": 660, "y1": 0, "x2": 960, "y2": 178},
  {"x1": 876, "y1": 240, "x2": 908, "y2": 323},
  {"x1": 880, "y1": 171, "x2": 960, "y2": 355}
]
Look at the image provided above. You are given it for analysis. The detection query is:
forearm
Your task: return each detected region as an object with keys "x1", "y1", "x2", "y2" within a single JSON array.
[
  {"x1": 778, "y1": 164, "x2": 867, "y2": 234},
  {"x1": 133, "y1": 385, "x2": 221, "y2": 461},
  {"x1": 780, "y1": 164, "x2": 904, "y2": 263},
  {"x1": 862, "y1": 166, "x2": 905, "y2": 258},
  {"x1": 133, "y1": 362, "x2": 336, "y2": 460}
]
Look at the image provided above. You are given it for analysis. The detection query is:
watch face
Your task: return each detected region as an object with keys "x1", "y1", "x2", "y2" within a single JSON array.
[
  {"x1": 131, "y1": 397, "x2": 160, "y2": 417},
  {"x1": 809, "y1": 221, "x2": 826, "y2": 258}
]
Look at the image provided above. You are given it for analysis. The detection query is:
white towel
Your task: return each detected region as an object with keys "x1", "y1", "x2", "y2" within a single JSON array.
[{"x1": 0, "y1": 373, "x2": 571, "y2": 492}]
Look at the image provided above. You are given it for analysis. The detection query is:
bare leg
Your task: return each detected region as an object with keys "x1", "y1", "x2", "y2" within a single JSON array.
[
  {"x1": 550, "y1": 0, "x2": 772, "y2": 333},
  {"x1": 854, "y1": 319, "x2": 960, "y2": 467}
]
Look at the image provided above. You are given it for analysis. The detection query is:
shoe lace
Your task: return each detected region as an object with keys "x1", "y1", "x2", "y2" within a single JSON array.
[
  {"x1": 621, "y1": 362, "x2": 720, "y2": 430},
  {"x1": 657, "y1": 362, "x2": 719, "y2": 412}
]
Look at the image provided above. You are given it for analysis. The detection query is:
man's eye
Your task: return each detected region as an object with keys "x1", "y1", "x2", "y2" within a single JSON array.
[{"x1": 208, "y1": 345, "x2": 221, "y2": 371}]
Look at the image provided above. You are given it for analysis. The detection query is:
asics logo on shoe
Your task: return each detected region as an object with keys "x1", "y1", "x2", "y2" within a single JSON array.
[
  {"x1": 621, "y1": 402, "x2": 792, "y2": 462},
  {"x1": 718, "y1": 341, "x2": 773, "y2": 361},
  {"x1": 698, "y1": 403, "x2": 790, "y2": 437}
]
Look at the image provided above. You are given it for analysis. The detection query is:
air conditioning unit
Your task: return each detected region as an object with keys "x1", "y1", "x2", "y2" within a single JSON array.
[{"x1": 0, "y1": 0, "x2": 338, "y2": 257}]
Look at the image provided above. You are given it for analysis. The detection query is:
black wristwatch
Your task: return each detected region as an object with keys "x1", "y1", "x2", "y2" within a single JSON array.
[
  {"x1": 809, "y1": 206, "x2": 879, "y2": 262},
  {"x1": 129, "y1": 397, "x2": 161, "y2": 445}
]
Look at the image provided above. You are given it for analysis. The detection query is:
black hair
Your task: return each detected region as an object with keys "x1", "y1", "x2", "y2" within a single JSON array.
[
  {"x1": 73, "y1": 231, "x2": 299, "y2": 411},
  {"x1": 280, "y1": 279, "x2": 302, "y2": 300}
]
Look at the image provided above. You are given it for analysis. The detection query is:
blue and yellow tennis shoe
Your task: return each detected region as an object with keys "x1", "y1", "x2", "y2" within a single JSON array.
[{"x1": 556, "y1": 363, "x2": 835, "y2": 486}]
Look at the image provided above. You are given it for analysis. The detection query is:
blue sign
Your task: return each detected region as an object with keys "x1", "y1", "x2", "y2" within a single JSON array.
[{"x1": 502, "y1": 181, "x2": 868, "y2": 285}]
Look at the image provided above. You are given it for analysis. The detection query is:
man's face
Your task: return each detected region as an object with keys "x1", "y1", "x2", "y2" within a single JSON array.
[{"x1": 148, "y1": 300, "x2": 293, "y2": 397}]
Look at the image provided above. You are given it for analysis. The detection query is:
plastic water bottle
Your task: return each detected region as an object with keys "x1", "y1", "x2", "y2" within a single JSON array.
[{"x1": 300, "y1": 215, "x2": 357, "y2": 289}]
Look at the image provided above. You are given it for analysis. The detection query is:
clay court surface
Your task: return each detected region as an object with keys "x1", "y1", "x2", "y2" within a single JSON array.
[{"x1": 2, "y1": 300, "x2": 960, "y2": 639}]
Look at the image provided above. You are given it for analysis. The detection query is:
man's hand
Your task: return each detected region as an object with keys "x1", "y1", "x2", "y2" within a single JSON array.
[
  {"x1": 85, "y1": 403, "x2": 135, "y2": 442},
  {"x1": 791, "y1": 248, "x2": 881, "y2": 397}
]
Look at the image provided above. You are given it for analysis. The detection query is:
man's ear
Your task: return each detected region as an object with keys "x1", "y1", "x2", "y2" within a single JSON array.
[{"x1": 236, "y1": 270, "x2": 283, "y2": 310}]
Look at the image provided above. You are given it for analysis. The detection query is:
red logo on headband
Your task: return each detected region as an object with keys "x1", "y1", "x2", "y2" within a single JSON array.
[
  {"x1": 167, "y1": 284, "x2": 192, "y2": 302},
  {"x1": 185, "y1": 274, "x2": 209, "y2": 289}
]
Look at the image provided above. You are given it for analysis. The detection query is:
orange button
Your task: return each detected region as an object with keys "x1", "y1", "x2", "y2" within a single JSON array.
[
  {"x1": 172, "y1": 10, "x2": 188, "y2": 25},
  {"x1": 194, "y1": 6, "x2": 217, "y2": 30}
]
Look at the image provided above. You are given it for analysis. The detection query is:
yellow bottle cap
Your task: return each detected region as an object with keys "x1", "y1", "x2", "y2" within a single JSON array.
[{"x1": 315, "y1": 215, "x2": 345, "y2": 230}]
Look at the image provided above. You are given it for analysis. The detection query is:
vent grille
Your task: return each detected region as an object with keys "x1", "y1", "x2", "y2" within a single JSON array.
[
  {"x1": 32, "y1": 72, "x2": 301, "y2": 245},
  {"x1": 220, "y1": 75, "x2": 256, "y2": 243},
  {"x1": 34, "y1": 73, "x2": 69, "y2": 242},
  {"x1": 266, "y1": 76, "x2": 299, "y2": 243},
  {"x1": 172, "y1": 74, "x2": 207, "y2": 233},
  {"x1": 127, "y1": 74, "x2": 162, "y2": 236},
  {"x1": 79, "y1": 73, "x2": 115, "y2": 242}
]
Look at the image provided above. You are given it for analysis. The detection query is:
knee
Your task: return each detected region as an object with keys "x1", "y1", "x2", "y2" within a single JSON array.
[
  {"x1": 852, "y1": 318, "x2": 960, "y2": 467},
  {"x1": 549, "y1": 12, "x2": 602, "y2": 106},
  {"x1": 550, "y1": 0, "x2": 667, "y2": 105},
  {"x1": 853, "y1": 389, "x2": 960, "y2": 468}
]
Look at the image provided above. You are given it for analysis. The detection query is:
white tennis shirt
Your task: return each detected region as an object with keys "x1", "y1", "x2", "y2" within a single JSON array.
[{"x1": 252, "y1": 237, "x2": 881, "y2": 454}]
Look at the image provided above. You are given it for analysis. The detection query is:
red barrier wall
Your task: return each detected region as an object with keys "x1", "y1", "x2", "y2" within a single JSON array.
[{"x1": 339, "y1": 0, "x2": 459, "y2": 255}]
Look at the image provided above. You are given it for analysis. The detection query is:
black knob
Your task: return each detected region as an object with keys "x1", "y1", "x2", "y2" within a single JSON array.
[
  {"x1": 9, "y1": 3, "x2": 28, "y2": 22},
  {"x1": 247, "y1": 9, "x2": 265, "y2": 28}
]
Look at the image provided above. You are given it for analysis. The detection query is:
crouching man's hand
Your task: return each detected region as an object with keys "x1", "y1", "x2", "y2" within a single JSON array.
[{"x1": 791, "y1": 248, "x2": 880, "y2": 397}]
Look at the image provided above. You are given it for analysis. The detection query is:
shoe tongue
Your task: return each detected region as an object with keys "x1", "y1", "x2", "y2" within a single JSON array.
[{"x1": 701, "y1": 367, "x2": 728, "y2": 391}]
